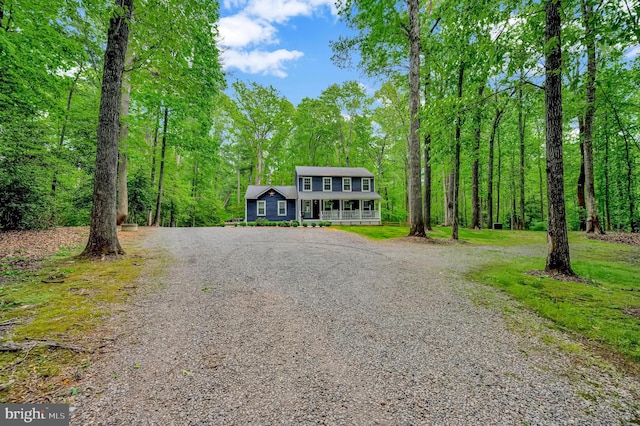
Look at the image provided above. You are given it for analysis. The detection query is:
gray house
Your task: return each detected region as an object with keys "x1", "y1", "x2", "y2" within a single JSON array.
[{"x1": 244, "y1": 166, "x2": 382, "y2": 225}]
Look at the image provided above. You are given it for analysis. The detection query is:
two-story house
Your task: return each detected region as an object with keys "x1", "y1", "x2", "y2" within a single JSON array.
[{"x1": 244, "y1": 166, "x2": 382, "y2": 225}]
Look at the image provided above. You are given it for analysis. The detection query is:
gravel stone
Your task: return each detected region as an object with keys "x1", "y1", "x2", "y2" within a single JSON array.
[{"x1": 72, "y1": 227, "x2": 639, "y2": 425}]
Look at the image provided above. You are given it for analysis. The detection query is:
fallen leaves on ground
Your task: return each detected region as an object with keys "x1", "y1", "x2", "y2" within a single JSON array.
[
  {"x1": 0, "y1": 226, "x2": 153, "y2": 280},
  {"x1": 586, "y1": 232, "x2": 640, "y2": 247},
  {"x1": 0, "y1": 227, "x2": 89, "y2": 262}
]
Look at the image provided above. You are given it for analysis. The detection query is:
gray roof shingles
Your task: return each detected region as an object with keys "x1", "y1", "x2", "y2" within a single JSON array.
[
  {"x1": 295, "y1": 166, "x2": 374, "y2": 178},
  {"x1": 244, "y1": 185, "x2": 297, "y2": 199}
]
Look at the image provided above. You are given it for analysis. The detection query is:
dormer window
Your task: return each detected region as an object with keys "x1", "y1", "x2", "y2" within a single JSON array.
[
  {"x1": 342, "y1": 177, "x2": 352, "y2": 192},
  {"x1": 362, "y1": 178, "x2": 371, "y2": 192},
  {"x1": 323, "y1": 177, "x2": 332, "y2": 192},
  {"x1": 302, "y1": 177, "x2": 312, "y2": 192}
]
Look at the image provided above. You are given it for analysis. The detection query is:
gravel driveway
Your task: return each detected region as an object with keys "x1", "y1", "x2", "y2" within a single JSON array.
[{"x1": 72, "y1": 227, "x2": 639, "y2": 425}]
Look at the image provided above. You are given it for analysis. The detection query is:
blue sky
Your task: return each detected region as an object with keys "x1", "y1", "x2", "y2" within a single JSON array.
[{"x1": 217, "y1": 0, "x2": 370, "y2": 106}]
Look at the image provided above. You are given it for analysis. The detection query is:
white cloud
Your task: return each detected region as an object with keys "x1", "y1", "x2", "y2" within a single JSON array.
[
  {"x1": 218, "y1": 14, "x2": 277, "y2": 48},
  {"x1": 245, "y1": 0, "x2": 336, "y2": 23},
  {"x1": 625, "y1": 45, "x2": 640, "y2": 59},
  {"x1": 218, "y1": 0, "x2": 336, "y2": 77},
  {"x1": 221, "y1": 49, "x2": 304, "y2": 77},
  {"x1": 222, "y1": 0, "x2": 248, "y2": 9}
]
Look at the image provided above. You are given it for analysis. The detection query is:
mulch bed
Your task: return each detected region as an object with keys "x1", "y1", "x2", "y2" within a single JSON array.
[
  {"x1": 526, "y1": 269, "x2": 592, "y2": 284},
  {"x1": 399, "y1": 235, "x2": 466, "y2": 245}
]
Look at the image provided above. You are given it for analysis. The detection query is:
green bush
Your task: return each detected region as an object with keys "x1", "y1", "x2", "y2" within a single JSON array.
[
  {"x1": 303, "y1": 222, "x2": 308, "y2": 227},
  {"x1": 239, "y1": 222, "x2": 246, "y2": 227},
  {"x1": 311, "y1": 222, "x2": 317, "y2": 227},
  {"x1": 530, "y1": 221, "x2": 546, "y2": 231},
  {"x1": 256, "y1": 218, "x2": 268, "y2": 226},
  {"x1": 292, "y1": 221, "x2": 299, "y2": 227}
]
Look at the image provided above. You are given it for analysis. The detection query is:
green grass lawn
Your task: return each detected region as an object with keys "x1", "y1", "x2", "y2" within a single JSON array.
[
  {"x1": 335, "y1": 224, "x2": 547, "y2": 245},
  {"x1": 336, "y1": 225, "x2": 640, "y2": 364}
]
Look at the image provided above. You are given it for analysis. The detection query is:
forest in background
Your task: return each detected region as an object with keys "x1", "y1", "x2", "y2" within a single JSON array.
[{"x1": 1, "y1": 0, "x2": 638, "y2": 234}]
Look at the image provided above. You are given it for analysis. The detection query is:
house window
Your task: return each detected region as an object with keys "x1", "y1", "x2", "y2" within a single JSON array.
[
  {"x1": 323, "y1": 177, "x2": 332, "y2": 192},
  {"x1": 342, "y1": 177, "x2": 352, "y2": 192},
  {"x1": 257, "y1": 200, "x2": 266, "y2": 216},
  {"x1": 302, "y1": 177, "x2": 312, "y2": 192},
  {"x1": 278, "y1": 200, "x2": 287, "y2": 216},
  {"x1": 362, "y1": 178, "x2": 371, "y2": 192},
  {"x1": 323, "y1": 200, "x2": 333, "y2": 210}
]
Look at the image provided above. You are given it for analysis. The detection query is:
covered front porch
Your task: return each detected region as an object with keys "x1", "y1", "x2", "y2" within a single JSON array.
[{"x1": 298, "y1": 194, "x2": 382, "y2": 225}]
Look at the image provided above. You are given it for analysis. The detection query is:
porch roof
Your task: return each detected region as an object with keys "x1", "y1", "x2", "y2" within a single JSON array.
[{"x1": 297, "y1": 191, "x2": 382, "y2": 201}]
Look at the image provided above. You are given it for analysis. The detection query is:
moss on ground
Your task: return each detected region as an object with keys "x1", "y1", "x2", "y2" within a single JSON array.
[{"x1": 0, "y1": 230, "x2": 163, "y2": 402}]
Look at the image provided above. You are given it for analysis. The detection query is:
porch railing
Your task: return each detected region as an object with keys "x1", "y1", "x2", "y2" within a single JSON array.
[{"x1": 319, "y1": 210, "x2": 380, "y2": 221}]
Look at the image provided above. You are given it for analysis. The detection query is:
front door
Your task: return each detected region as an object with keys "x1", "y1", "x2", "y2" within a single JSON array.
[{"x1": 302, "y1": 200, "x2": 312, "y2": 219}]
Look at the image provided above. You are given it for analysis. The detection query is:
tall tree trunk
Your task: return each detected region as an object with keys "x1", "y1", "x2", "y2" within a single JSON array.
[
  {"x1": 424, "y1": 134, "x2": 432, "y2": 230},
  {"x1": 624, "y1": 130, "x2": 637, "y2": 232},
  {"x1": 487, "y1": 107, "x2": 504, "y2": 228},
  {"x1": 511, "y1": 143, "x2": 517, "y2": 230},
  {"x1": 582, "y1": 0, "x2": 603, "y2": 234},
  {"x1": 538, "y1": 144, "x2": 545, "y2": 224},
  {"x1": 577, "y1": 129, "x2": 586, "y2": 230},
  {"x1": 518, "y1": 83, "x2": 526, "y2": 230},
  {"x1": 81, "y1": 0, "x2": 133, "y2": 257},
  {"x1": 497, "y1": 125, "x2": 502, "y2": 223},
  {"x1": 116, "y1": 53, "x2": 134, "y2": 225},
  {"x1": 545, "y1": 0, "x2": 574, "y2": 275},
  {"x1": 443, "y1": 168, "x2": 450, "y2": 226},
  {"x1": 471, "y1": 85, "x2": 484, "y2": 229},
  {"x1": 255, "y1": 145, "x2": 263, "y2": 185},
  {"x1": 147, "y1": 108, "x2": 160, "y2": 226},
  {"x1": 446, "y1": 171, "x2": 455, "y2": 226},
  {"x1": 423, "y1": 66, "x2": 432, "y2": 230},
  {"x1": 604, "y1": 116, "x2": 611, "y2": 231},
  {"x1": 52, "y1": 68, "x2": 82, "y2": 197},
  {"x1": 406, "y1": 0, "x2": 425, "y2": 237},
  {"x1": 191, "y1": 156, "x2": 198, "y2": 227},
  {"x1": 152, "y1": 107, "x2": 169, "y2": 227},
  {"x1": 452, "y1": 62, "x2": 465, "y2": 240}
]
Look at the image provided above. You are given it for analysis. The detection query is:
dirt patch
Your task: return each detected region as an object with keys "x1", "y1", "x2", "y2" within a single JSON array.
[
  {"x1": 623, "y1": 307, "x2": 640, "y2": 320},
  {"x1": 586, "y1": 232, "x2": 640, "y2": 247},
  {"x1": 398, "y1": 236, "x2": 465, "y2": 245},
  {"x1": 526, "y1": 270, "x2": 591, "y2": 284}
]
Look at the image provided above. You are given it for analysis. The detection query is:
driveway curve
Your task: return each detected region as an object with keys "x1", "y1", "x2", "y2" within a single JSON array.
[{"x1": 72, "y1": 227, "x2": 638, "y2": 425}]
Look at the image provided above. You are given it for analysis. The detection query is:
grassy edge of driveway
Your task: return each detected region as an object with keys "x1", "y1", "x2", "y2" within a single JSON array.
[{"x1": 336, "y1": 225, "x2": 640, "y2": 369}]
